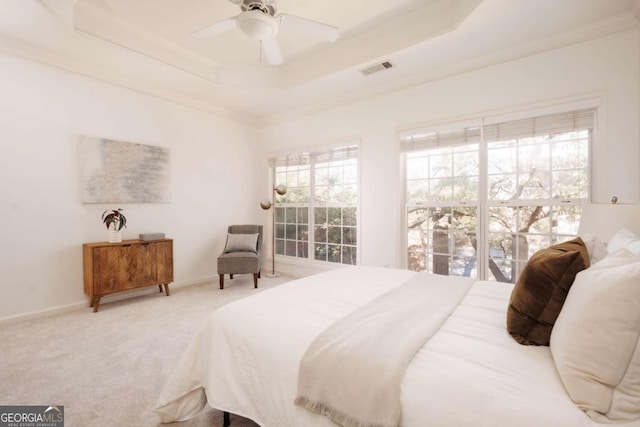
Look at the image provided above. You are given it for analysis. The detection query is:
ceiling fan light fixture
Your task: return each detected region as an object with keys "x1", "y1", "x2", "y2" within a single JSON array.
[{"x1": 238, "y1": 10, "x2": 278, "y2": 40}]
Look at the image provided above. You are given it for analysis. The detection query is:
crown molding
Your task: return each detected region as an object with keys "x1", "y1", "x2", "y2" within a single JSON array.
[
  {"x1": 2, "y1": 3, "x2": 638, "y2": 128},
  {"x1": 73, "y1": 0, "x2": 221, "y2": 84},
  {"x1": 0, "y1": 35, "x2": 255, "y2": 126},
  {"x1": 66, "y1": 0, "x2": 480, "y2": 92},
  {"x1": 256, "y1": 12, "x2": 640, "y2": 127},
  {"x1": 270, "y1": 0, "x2": 481, "y2": 89}
]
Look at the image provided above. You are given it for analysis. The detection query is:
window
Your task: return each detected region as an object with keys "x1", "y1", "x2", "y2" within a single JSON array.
[
  {"x1": 402, "y1": 108, "x2": 594, "y2": 282},
  {"x1": 270, "y1": 144, "x2": 358, "y2": 265}
]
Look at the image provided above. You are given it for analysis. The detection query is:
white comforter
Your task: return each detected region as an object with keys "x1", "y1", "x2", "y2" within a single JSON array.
[{"x1": 156, "y1": 266, "x2": 640, "y2": 427}]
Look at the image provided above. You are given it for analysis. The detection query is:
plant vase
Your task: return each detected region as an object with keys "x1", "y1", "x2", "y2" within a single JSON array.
[{"x1": 108, "y1": 222, "x2": 122, "y2": 243}]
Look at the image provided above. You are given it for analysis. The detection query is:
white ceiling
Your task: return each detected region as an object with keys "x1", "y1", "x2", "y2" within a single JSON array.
[{"x1": 0, "y1": 0, "x2": 639, "y2": 126}]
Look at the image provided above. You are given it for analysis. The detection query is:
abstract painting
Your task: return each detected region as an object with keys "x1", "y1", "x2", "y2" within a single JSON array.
[{"x1": 78, "y1": 136, "x2": 171, "y2": 203}]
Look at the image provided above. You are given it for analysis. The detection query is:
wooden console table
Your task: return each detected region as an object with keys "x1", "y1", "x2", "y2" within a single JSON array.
[{"x1": 82, "y1": 239, "x2": 173, "y2": 312}]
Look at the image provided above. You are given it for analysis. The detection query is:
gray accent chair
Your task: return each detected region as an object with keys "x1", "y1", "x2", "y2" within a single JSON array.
[{"x1": 217, "y1": 224, "x2": 263, "y2": 290}]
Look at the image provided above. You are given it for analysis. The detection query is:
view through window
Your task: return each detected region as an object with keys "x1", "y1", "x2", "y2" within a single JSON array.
[
  {"x1": 270, "y1": 145, "x2": 358, "y2": 265},
  {"x1": 403, "y1": 108, "x2": 594, "y2": 282}
]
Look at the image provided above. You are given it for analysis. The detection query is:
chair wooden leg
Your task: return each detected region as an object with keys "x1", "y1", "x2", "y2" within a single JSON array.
[
  {"x1": 253, "y1": 273, "x2": 258, "y2": 288},
  {"x1": 223, "y1": 411, "x2": 230, "y2": 427},
  {"x1": 230, "y1": 274, "x2": 234, "y2": 279},
  {"x1": 219, "y1": 274, "x2": 224, "y2": 290}
]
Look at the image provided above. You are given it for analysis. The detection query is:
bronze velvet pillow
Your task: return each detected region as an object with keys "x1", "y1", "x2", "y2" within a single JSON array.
[{"x1": 507, "y1": 237, "x2": 589, "y2": 346}]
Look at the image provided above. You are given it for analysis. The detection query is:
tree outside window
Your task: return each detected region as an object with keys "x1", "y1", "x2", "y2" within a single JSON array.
[
  {"x1": 404, "y1": 109, "x2": 593, "y2": 282},
  {"x1": 271, "y1": 145, "x2": 358, "y2": 265}
]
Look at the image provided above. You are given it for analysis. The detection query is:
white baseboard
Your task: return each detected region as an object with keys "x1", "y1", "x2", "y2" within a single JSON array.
[
  {"x1": 0, "y1": 268, "x2": 332, "y2": 326},
  {"x1": 264, "y1": 256, "x2": 347, "y2": 278},
  {"x1": 0, "y1": 276, "x2": 218, "y2": 326},
  {"x1": 0, "y1": 301, "x2": 88, "y2": 326}
]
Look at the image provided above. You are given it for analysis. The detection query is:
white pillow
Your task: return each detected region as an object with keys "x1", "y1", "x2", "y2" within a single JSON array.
[
  {"x1": 550, "y1": 249, "x2": 640, "y2": 422},
  {"x1": 581, "y1": 234, "x2": 609, "y2": 265},
  {"x1": 608, "y1": 228, "x2": 640, "y2": 257},
  {"x1": 224, "y1": 233, "x2": 259, "y2": 253}
]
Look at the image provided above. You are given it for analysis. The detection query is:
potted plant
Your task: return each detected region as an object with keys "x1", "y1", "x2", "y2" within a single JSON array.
[{"x1": 102, "y1": 208, "x2": 127, "y2": 242}]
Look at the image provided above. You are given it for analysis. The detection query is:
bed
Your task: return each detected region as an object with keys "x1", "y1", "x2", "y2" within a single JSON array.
[{"x1": 156, "y1": 213, "x2": 640, "y2": 427}]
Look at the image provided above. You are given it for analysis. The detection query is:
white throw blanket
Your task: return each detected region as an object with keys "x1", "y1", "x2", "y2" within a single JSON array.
[{"x1": 294, "y1": 272, "x2": 474, "y2": 427}]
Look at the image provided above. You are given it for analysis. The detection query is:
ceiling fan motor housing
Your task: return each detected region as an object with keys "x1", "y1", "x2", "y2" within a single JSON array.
[
  {"x1": 238, "y1": 10, "x2": 278, "y2": 40},
  {"x1": 234, "y1": 0, "x2": 278, "y2": 40},
  {"x1": 240, "y1": 0, "x2": 275, "y2": 16}
]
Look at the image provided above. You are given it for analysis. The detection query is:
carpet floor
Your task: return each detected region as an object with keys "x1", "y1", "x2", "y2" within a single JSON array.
[{"x1": 0, "y1": 274, "x2": 292, "y2": 427}]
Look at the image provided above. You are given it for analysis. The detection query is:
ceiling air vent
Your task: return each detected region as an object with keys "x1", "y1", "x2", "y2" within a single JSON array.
[{"x1": 360, "y1": 61, "x2": 393, "y2": 76}]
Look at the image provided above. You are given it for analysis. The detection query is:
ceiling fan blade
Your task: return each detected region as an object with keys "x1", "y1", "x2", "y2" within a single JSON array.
[
  {"x1": 278, "y1": 14, "x2": 339, "y2": 42},
  {"x1": 192, "y1": 16, "x2": 238, "y2": 39},
  {"x1": 261, "y1": 38, "x2": 283, "y2": 66}
]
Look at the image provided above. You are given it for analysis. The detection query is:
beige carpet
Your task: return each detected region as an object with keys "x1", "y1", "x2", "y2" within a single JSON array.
[{"x1": 0, "y1": 274, "x2": 293, "y2": 427}]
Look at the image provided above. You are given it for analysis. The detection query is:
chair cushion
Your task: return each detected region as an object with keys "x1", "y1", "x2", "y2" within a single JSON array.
[{"x1": 217, "y1": 251, "x2": 260, "y2": 275}]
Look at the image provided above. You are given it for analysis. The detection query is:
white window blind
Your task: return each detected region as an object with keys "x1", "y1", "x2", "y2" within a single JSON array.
[
  {"x1": 400, "y1": 109, "x2": 595, "y2": 152},
  {"x1": 268, "y1": 153, "x2": 310, "y2": 167},
  {"x1": 400, "y1": 127, "x2": 481, "y2": 153},
  {"x1": 483, "y1": 108, "x2": 595, "y2": 142},
  {"x1": 269, "y1": 144, "x2": 358, "y2": 167}
]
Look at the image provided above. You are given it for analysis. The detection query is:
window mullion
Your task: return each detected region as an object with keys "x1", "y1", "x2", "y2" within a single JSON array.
[
  {"x1": 309, "y1": 156, "x2": 316, "y2": 260},
  {"x1": 478, "y1": 120, "x2": 489, "y2": 280}
]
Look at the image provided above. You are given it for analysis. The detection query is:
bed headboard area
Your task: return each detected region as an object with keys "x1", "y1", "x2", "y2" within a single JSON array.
[
  {"x1": 548, "y1": 202, "x2": 640, "y2": 423},
  {"x1": 578, "y1": 202, "x2": 640, "y2": 243}
]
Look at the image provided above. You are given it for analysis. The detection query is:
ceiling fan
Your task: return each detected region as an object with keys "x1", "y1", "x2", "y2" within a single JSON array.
[{"x1": 192, "y1": 0, "x2": 340, "y2": 66}]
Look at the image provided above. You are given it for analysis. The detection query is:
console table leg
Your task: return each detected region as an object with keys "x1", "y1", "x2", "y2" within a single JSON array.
[
  {"x1": 163, "y1": 284, "x2": 171, "y2": 296},
  {"x1": 92, "y1": 297, "x2": 101, "y2": 313},
  {"x1": 223, "y1": 411, "x2": 230, "y2": 427}
]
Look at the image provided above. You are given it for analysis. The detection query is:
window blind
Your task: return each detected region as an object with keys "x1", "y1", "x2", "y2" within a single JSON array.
[
  {"x1": 400, "y1": 108, "x2": 596, "y2": 152},
  {"x1": 269, "y1": 144, "x2": 358, "y2": 167},
  {"x1": 483, "y1": 108, "x2": 595, "y2": 142},
  {"x1": 311, "y1": 144, "x2": 358, "y2": 163},
  {"x1": 268, "y1": 153, "x2": 310, "y2": 168},
  {"x1": 400, "y1": 126, "x2": 481, "y2": 153}
]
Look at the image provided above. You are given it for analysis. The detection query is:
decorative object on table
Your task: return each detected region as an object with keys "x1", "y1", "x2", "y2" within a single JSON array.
[
  {"x1": 260, "y1": 184, "x2": 287, "y2": 277},
  {"x1": 140, "y1": 232, "x2": 166, "y2": 241},
  {"x1": 78, "y1": 135, "x2": 171, "y2": 203},
  {"x1": 102, "y1": 208, "x2": 127, "y2": 243}
]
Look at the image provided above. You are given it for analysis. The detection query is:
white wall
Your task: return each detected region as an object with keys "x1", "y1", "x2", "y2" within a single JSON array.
[
  {"x1": 2, "y1": 29, "x2": 638, "y2": 320},
  {"x1": 260, "y1": 30, "x2": 640, "y2": 274},
  {"x1": 0, "y1": 53, "x2": 262, "y2": 320}
]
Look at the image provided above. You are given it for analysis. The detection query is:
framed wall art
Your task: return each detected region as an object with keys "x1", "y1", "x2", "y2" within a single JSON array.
[{"x1": 78, "y1": 135, "x2": 171, "y2": 203}]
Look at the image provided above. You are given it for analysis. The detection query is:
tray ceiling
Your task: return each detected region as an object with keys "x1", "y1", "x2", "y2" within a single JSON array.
[{"x1": 0, "y1": 0, "x2": 638, "y2": 125}]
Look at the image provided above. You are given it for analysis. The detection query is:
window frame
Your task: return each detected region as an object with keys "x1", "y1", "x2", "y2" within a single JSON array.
[
  {"x1": 269, "y1": 142, "x2": 361, "y2": 267},
  {"x1": 400, "y1": 104, "x2": 597, "y2": 281}
]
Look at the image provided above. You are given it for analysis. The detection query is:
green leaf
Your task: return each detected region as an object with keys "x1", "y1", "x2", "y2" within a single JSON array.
[{"x1": 101, "y1": 208, "x2": 127, "y2": 230}]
